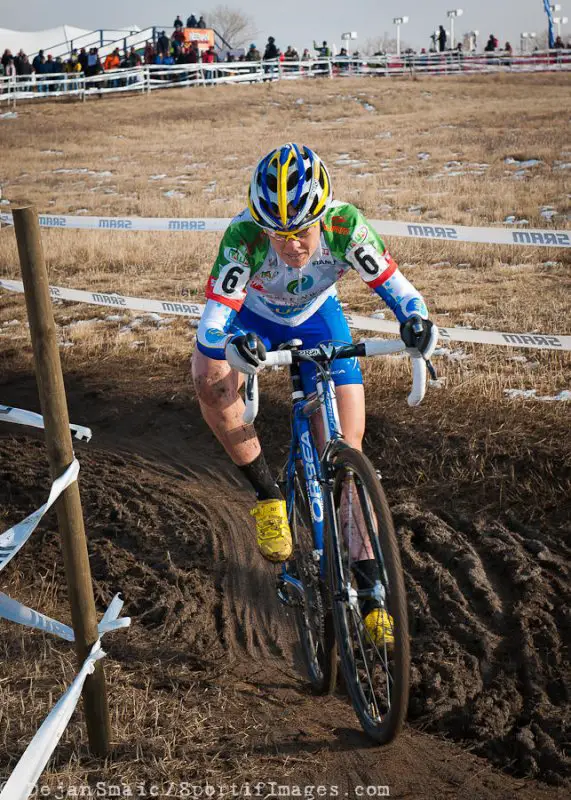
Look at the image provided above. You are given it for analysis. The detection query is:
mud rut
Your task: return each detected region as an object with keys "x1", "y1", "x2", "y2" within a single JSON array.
[{"x1": 0, "y1": 371, "x2": 568, "y2": 799}]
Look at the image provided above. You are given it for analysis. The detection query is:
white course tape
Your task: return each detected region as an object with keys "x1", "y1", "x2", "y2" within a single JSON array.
[
  {"x1": 0, "y1": 595, "x2": 130, "y2": 800},
  {"x1": 1, "y1": 211, "x2": 569, "y2": 247},
  {"x1": 0, "y1": 592, "x2": 131, "y2": 642},
  {"x1": 0, "y1": 642, "x2": 106, "y2": 800},
  {"x1": 0, "y1": 459, "x2": 79, "y2": 573},
  {"x1": 0, "y1": 404, "x2": 92, "y2": 442},
  {"x1": 2, "y1": 278, "x2": 570, "y2": 351},
  {"x1": 346, "y1": 313, "x2": 571, "y2": 352}
]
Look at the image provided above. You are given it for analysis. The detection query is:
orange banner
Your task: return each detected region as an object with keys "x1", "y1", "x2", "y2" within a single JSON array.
[{"x1": 183, "y1": 28, "x2": 215, "y2": 50}]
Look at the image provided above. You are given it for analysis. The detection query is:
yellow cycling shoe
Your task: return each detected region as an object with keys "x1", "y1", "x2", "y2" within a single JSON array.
[
  {"x1": 363, "y1": 608, "x2": 395, "y2": 648},
  {"x1": 250, "y1": 498, "x2": 293, "y2": 562}
]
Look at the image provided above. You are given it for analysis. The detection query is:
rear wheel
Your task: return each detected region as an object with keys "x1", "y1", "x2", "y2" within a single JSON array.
[
  {"x1": 289, "y1": 464, "x2": 337, "y2": 694},
  {"x1": 326, "y1": 447, "x2": 410, "y2": 743}
]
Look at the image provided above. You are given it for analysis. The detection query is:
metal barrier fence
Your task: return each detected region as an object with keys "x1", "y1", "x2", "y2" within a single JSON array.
[{"x1": 1, "y1": 50, "x2": 570, "y2": 105}]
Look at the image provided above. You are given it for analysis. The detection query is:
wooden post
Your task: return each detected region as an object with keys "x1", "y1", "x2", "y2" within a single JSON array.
[{"x1": 12, "y1": 205, "x2": 111, "y2": 757}]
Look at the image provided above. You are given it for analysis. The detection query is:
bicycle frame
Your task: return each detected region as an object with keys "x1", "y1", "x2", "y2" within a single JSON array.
[{"x1": 279, "y1": 358, "x2": 346, "y2": 599}]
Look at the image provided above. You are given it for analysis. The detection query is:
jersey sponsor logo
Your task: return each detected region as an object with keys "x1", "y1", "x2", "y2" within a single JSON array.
[
  {"x1": 300, "y1": 430, "x2": 324, "y2": 523},
  {"x1": 168, "y1": 219, "x2": 206, "y2": 230},
  {"x1": 259, "y1": 297, "x2": 309, "y2": 317},
  {"x1": 287, "y1": 275, "x2": 314, "y2": 294},
  {"x1": 249, "y1": 280, "x2": 266, "y2": 292},
  {"x1": 502, "y1": 333, "x2": 562, "y2": 347},
  {"x1": 224, "y1": 246, "x2": 249, "y2": 266},
  {"x1": 405, "y1": 297, "x2": 428, "y2": 316},
  {"x1": 407, "y1": 224, "x2": 458, "y2": 240},
  {"x1": 258, "y1": 269, "x2": 278, "y2": 280},
  {"x1": 98, "y1": 218, "x2": 132, "y2": 229},
  {"x1": 204, "y1": 327, "x2": 227, "y2": 345},
  {"x1": 512, "y1": 231, "x2": 570, "y2": 246},
  {"x1": 349, "y1": 224, "x2": 369, "y2": 248},
  {"x1": 323, "y1": 223, "x2": 350, "y2": 235},
  {"x1": 310, "y1": 258, "x2": 336, "y2": 267}
]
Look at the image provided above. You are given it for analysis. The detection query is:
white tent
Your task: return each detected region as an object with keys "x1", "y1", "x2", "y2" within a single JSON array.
[{"x1": 0, "y1": 25, "x2": 141, "y2": 58}]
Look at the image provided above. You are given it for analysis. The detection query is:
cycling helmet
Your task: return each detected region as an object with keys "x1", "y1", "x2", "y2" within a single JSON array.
[{"x1": 248, "y1": 143, "x2": 332, "y2": 232}]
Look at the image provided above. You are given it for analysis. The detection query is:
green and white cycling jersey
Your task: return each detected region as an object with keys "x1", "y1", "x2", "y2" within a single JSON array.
[{"x1": 198, "y1": 201, "x2": 428, "y2": 354}]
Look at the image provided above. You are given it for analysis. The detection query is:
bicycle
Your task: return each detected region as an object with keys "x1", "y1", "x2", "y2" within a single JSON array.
[{"x1": 243, "y1": 336, "x2": 430, "y2": 744}]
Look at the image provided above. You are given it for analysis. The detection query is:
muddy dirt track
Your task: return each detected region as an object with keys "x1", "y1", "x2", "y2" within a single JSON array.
[{"x1": 0, "y1": 361, "x2": 569, "y2": 798}]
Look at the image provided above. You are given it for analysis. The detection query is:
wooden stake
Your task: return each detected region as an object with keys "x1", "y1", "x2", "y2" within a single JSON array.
[{"x1": 13, "y1": 204, "x2": 111, "y2": 757}]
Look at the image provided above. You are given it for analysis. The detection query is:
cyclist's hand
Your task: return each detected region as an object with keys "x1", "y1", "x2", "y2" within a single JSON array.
[
  {"x1": 400, "y1": 315, "x2": 438, "y2": 358},
  {"x1": 225, "y1": 332, "x2": 267, "y2": 375}
]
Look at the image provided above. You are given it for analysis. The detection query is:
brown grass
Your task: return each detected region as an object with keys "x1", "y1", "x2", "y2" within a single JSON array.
[{"x1": 0, "y1": 73, "x2": 570, "y2": 792}]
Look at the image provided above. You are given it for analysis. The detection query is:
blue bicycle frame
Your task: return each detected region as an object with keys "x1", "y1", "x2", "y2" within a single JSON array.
[{"x1": 279, "y1": 359, "x2": 344, "y2": 597}]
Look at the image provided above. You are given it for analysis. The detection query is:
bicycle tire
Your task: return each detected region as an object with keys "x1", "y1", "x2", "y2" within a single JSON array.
[
  {"x1": 325, "y1": 446, "x2": 410, "y2": 743},
  {"x1": 289, "y1": 464, "x2": 337, "y2": 695}
]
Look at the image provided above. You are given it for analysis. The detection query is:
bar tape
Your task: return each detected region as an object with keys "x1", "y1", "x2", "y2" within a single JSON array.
[
  {"x1": 1, "y1": 278, "x2": 570, "y2": 351},
  {"x1": 0, "y1": 459, "x2": 79, "y2": 573},
  {"x1": 0, "y1": 596, "x2": 130, "y2": 800},
  {"x1": 0, "y1": 591, "x2": 131, "y2": 642},
  {"x1": 0, "y1": 404, "x2": 92, "y2": 442},
  {"x1": 1, "y1": 211, "x2": 569, "y2": 247}
]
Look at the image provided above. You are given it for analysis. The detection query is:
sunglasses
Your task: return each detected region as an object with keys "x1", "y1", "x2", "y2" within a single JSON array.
[{"x1": 266, "y1": 223, "x2": 319, "y2": 242}]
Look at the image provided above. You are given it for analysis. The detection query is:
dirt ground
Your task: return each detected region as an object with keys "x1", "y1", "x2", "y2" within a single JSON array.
[
  {"x1": 0, "y1": 354, "x2": 569, "y2": 798},
  {"x1": 0, "y1": 74, "x2": 570, "y2": 797}
]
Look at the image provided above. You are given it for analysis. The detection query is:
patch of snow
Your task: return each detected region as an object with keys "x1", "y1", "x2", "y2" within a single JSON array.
[
  {"x1": 542, "y1": 261, "x2": 560, "y2": 267},
  {"x1": 362, "y1": 102, "x2": 375, "y2": 112},
  {"x1": 540, "y1": 206, "x2": 558, "y2": 220},
  {"x1": 431, "y1": 261, "x2": 451, "y2": 268},
  {"x1": 204, "y1": 181, "x2": 217, "y2": 192},
  {"x1": 376, "y1": 131, "x2": 392, "y2": 138},
  {"x1": 370, "y1": 310, "x2": 386, "y2": 319},
  {"x1": 417, "y1": 153, "x2": 431, "y2": 160},
  {"x1": 129, "y1": 341, "x2": 144, "y2": 348},
  {"x1": 553, "y1": 161, "x2": 571, "y2": 170},
  {"x1": 105, "y1": 314, "x2": 124, "y2": 322},
  {"x1": 0, "y1": 112, "x2": 17, "y2": 119},
  {"x1": 356, "y1": 172, "x2": 374, "y2": 178},
  {"x1": 429, "y1": 378, "x2": 446, "y2": 389},
  {"x1": 3, "y1": 319, "x2": 20, "y2": 327},
  {"x1": 295, "y1": 98, "x2": 304, "y2": 105},
  {"x1": 149, "y1": 174, "x2": 167, "y2": 180},
  {"x1": 504, "y1": 389, "x2": 571, "y2": 402},
  {"x1": 41, "y1": 149, "x2": 64, "y2": 155},
  {"x1": 509, "y1": 355, "x2": 528, "y2": 363},
  {"x1": 164, "y1": 190, "x2": 185, "y2": 199},
  {"x1": 457, "y1": 263, "x2": 472, "y2": 269},
  {"x1": 434, "y1": 347, "x2": 471, "y2": 361},
  {"x1": 0, "y1": 199, "x2": 10, "y2": 205},
  {"x1": 407, "y1": 205, "x2": 424, "y2": 213}
]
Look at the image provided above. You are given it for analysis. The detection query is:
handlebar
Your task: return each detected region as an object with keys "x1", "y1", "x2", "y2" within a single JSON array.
[{"x1": 243, "y1": 339, "x2": 428, "y2": 425}]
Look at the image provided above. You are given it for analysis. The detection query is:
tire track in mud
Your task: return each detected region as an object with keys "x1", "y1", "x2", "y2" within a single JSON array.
[{"x1": 0, "y1": 370, "x2": 568, "y2": 797}]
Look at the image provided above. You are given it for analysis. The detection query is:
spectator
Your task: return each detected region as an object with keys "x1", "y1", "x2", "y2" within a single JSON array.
[
  {"x1": 157, "y1": 30, "x2": 171, "y2": 58},
  {"x1": 1, "y1": 49, "x2": 16, "y2": 77},
  {"x1": 504, "y1": 41, "x2": 512, "y2": 55},
  {"x1": 313, "y1": 39, "x2": 331, "y2": 57},
  {"x1": 264, "y1": 36, "x2": 279, "y2": 59},
  {"x1": 174, "y1": 16, "x2": 184, "y2": 29},
  {"x1": 284, "y1": 45, "x2": 299, "y2": 61},
  {"x1": 104, "y1": 48, "x2": 121, "y2": 70},
  {"x1": 13, "y1": 49, "x2": 26, "y2": 74},
  {"x1": 78, "y1": 48, "x2": 88, "y2": 73},
  {"x1": 197, "y1": 16, "x2": 207, "y2": 29},
  {"x1": 188, "y1": 41, "x2": 200, "y2": 63},
  {"x1": 187, "y1": 13, "x2": 198, "y2": 27},
  {"x1": 172, "y1": 26, "x2": 185, "y2": 57},
  {"x1": 438, "y1": 25, "x2": 447, "y2": 52},
  {"x1": 245, "y1": 43, "x2": 261, "y2": 61},
  {"x1": 86, "y1": 48, "x2": 103, "y2": 78},
  {"x1": 301, "y1": 48, "x2": 311, "y2": 60},
  {"x1": 553, "y1": 35, "x2": 565, "y2": 49},
  {"x1": 16, "y1": 51, "x2": 33, "y2": 77},
  {"x1": 128, "y1": 46, "x2": 142, "y2": 67},
  {"x1": 32, "y1": 49, "x2": 45, "y2": 73},
  {"x1": 484, "y1": 34, "x2": 497, "y2": 52},
  {"x1": 144, "y1": 41, "x2": 155, "y2": 64}
]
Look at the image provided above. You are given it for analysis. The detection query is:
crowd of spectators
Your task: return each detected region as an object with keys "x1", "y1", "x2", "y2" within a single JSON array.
[{"x1": 1, "y1": 12, "x2": 570, "y2": 85}]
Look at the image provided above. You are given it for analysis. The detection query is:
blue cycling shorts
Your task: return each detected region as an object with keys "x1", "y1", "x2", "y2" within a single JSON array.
[{"x1": 224, "y1": 295, "x2": 362, "y2": 395}]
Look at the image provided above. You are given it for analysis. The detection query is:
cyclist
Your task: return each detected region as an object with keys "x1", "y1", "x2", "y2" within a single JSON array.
[{"x1": 192, "y1": 143, "x2": 437, "y2": 643}]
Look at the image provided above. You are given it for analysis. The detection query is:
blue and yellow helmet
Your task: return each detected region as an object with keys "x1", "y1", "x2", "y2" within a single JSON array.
[{"x1": 248, "y1": 143, "x2": 332, "y2": 232}]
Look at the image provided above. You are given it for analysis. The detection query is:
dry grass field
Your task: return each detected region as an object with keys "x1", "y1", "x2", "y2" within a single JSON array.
[{"x1": 0, "y1": 74, "x2": 570, "y2": 797}]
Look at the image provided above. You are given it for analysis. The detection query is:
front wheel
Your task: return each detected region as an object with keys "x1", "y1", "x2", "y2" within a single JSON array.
[{"x1": 325, "y1": 447, "x2": 410, "y2": 743}]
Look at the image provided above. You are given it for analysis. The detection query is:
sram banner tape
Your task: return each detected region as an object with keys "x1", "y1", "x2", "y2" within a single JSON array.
[
  {"x1": 1, "y1": 279, "x2": 569, "y2": 351},
  {"x1": 1, "y1": 211, "x2": 569, "y2": 247}
]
